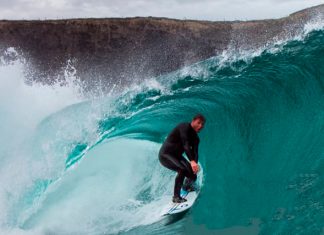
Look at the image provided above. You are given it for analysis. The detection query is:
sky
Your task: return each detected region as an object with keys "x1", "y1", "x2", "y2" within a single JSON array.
[{"x1": 0, "y1": 0, "x2": 323, "y2": 21}]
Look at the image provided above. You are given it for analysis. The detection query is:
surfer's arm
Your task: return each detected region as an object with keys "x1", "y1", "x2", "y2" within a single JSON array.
[
  {"x1": 195, "y1": 150, "x2": 198, "y2": 162},
  {"x1": 179, "y1": 126, "x2": 196, "y2": 161},
  {"x1": 191, "y1": 140, "x2": 200, "y2": 173},
  {"x1": 179, "y1": 124, "x2": 199, "y2": 173},
  {"x1": 193, "y1": 138, "x2": 199, "y2": 162}
]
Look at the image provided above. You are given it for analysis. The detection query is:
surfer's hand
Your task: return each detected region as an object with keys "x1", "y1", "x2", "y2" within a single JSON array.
[{"x1": 190, "y1": 161, "x2": 199, "y2": 174}]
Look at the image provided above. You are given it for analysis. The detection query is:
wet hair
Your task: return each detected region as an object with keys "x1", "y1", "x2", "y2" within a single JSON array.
[{"x1": 192, "y1": 114, "x2": 206, "y2": 123}]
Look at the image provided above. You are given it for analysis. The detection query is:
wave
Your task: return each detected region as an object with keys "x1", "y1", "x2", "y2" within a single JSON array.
[{"x1": 0, "y1": 25, "x2": 323, "y2": 234}]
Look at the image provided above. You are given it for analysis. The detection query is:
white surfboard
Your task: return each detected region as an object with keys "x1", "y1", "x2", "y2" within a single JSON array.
[{"x1": 163, "y1": 188, "x2": 199, "y2": 216}]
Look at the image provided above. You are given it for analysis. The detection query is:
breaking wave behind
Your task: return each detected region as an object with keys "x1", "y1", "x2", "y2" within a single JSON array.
[{"x1": 0, "y1": 24, "x2": 323, "y2": 235}]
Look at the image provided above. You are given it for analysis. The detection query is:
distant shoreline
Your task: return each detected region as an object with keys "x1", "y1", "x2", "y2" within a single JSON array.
[{"x1": 0, "y1": 4, "x2": 323, "y2": 89}]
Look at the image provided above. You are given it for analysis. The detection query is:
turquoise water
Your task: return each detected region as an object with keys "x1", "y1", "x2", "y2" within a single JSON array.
[{"x1": 0, "y1": 27, "x2": 323, "y2": 235}]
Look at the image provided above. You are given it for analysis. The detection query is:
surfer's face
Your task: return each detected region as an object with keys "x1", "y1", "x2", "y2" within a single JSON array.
[{"x1": 191, "y1": 119, "x2": 205, "y2": 133}]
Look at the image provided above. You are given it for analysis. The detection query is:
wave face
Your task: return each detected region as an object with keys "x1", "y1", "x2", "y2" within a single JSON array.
[{"x1": 0, "y1": 27, "x2": 323, "y2": 235}]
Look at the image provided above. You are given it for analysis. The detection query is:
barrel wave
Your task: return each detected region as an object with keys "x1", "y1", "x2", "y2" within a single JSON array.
[{"x1": 0, "y1": 27, "x2": 323, "y2": 235}]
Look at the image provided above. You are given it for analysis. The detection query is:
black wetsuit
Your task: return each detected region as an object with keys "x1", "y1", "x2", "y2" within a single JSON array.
[{"x1": 159, "y1": 122, "x2": 199, "y2": 197}]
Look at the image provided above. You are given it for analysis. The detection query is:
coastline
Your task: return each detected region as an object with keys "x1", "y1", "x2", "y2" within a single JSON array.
[{"x1": 0, "y1": 4, "x2": 323, "y2": 87}]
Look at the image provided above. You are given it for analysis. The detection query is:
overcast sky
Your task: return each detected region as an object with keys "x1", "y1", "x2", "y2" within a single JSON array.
[{"x1": 0, "y1": 0, "x2": 323, "y2": 21}]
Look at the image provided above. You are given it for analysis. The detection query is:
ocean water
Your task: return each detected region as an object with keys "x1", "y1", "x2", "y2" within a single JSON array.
[{"x1": 0, "y1": 25, "x2": 323, "y2": 235}]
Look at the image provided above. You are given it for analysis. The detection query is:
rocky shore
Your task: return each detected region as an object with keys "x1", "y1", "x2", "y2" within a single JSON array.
[{"x1": 0, "y1": 4, "x2": 323, "y2": 88}]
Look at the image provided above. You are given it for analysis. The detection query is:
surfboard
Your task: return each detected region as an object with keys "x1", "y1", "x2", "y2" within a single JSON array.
[{"x1": 163, "y1": 188, "x2": 199, "y2": 216}]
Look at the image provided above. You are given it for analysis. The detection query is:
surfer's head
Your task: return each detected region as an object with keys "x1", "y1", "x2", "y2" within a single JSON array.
[{"x1": 191, "y1": 114, "x2": 206, "y2": 133}]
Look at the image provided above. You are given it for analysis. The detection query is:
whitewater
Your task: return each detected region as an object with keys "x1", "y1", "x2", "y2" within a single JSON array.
[{"x1": 0, "y1": 22, "x2": 323, "y2": 235}]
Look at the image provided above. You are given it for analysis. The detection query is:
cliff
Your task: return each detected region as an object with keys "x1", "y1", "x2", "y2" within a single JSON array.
[{"x1": 0, "y1": 4, "x2": 323, "y2": 88}]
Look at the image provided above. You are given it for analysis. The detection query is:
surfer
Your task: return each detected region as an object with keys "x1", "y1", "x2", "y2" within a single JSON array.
[{"x1": 159, "y1": 114, "x2": 205, "y2": 203}]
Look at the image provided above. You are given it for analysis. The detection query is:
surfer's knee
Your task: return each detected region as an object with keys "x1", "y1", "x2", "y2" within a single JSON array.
[
  {"x1": 177, "y1": 169, "x2": 185, "y2": 176},
  {"x1": 192, "y1": 174, "x2": 197, "y2": 181},
  {"x1": 187, "y1": 172, "x2": 197, "y2": 181}
]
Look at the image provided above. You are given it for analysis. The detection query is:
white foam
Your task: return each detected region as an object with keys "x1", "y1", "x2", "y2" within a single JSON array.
[
  {"x1": 17, "y1": 139, "x2": 173, "y2": 235},
  {"x1": 304, "y1": 16, "x2": 324, "y2": 34},
  {"x1": 0, "y1": 60, "x2": 85, "y2": 231}
]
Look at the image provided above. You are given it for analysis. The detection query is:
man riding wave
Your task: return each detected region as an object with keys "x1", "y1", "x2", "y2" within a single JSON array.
[{"x1": 159, "y1": 114, "x2": 205, "y2": 203}]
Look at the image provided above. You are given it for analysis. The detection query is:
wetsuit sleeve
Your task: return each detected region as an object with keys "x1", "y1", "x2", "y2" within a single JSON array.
[
  {"x1": 179, "y1": 125, "x2": 196, "y2": 162},
  {"x1": 193, "y1": 139, "x2": 199, "y2": 162}
]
